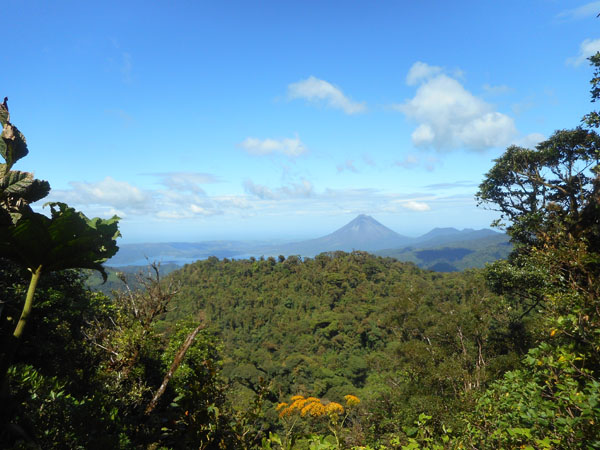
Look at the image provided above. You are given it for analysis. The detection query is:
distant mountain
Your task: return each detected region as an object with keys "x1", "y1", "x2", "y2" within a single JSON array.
[
  {"x1": 416, "y1": 227, "x2": 466, "y2": 241},
  {"x1": 107, "y1": 215, "x2": 510, "y2": 271},
  {"x1": 411, "y1": 227, "x2": 500, "y2": 247},
  {"x1": 273, "y1": 214, "x2": 412, "y2": 256},
  {"x1": 376, "y1": 232, "x2": 511, "y2": 272}
]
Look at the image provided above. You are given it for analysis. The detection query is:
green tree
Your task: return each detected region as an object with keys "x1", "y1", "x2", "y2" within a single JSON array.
[
  {"x1": 476, "y1": 127, "x2": 600, "y2": 249},
  {"x1": 455, "y1": 56, "x2": 600, "y2": 448}
]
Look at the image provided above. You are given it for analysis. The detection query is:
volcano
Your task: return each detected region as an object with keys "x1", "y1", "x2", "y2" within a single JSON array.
[{"x1": 278, "y1": 214, "x2": 412, "y2": 255}]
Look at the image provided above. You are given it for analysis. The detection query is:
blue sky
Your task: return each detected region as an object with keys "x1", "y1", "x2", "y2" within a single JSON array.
[{"x1": 2, "y1": 1, "x2": 599, "y2": 243}]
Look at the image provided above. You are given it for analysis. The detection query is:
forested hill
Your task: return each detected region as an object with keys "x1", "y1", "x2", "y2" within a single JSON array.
[{"x1": 163, "y1": 252, "x2": 522, "y2": 434}]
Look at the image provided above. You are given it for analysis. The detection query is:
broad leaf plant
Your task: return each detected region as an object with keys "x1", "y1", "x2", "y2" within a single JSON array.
[{"x1": 0, "y1": 98, "x2": 120, "y2": 384}]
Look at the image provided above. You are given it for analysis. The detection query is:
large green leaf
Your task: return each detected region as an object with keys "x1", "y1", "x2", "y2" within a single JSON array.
[
  {"x1": 1, "y1": 122, "x2": 29, "y2": 168},
  {"x1": 20, "y1": 179, "x2": 50, "y2": 204},
  {"x1": 0, "y1": 170, "x2": 34, "y2": 196},
  {"x1": 0, "y1": 170, "x2": 51, "y2": 223},
  {"x1": 0, "y1": 203, "x2": 120, "y2": 281}
]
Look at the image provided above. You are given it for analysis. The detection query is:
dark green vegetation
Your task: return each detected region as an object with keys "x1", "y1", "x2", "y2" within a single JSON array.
[
  {"x1": 84, "y1": 263, "x2": 181, "y2": 295},
  {"x1": 1, "y1": 56, "x2": 600, "y2": 449},
  {"x1": 165, "y1": 253, "x2": 520, "y2": 440},
  {"x1": 376, "y1": 232, "x2": 511, "y2": 272}
]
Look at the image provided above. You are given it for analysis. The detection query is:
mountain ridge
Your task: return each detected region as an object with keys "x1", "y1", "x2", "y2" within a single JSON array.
[{"x1": 108, "y1": 214, "x2": 506, "y2": 269}]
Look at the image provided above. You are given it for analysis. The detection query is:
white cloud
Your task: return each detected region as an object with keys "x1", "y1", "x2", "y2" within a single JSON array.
[
  {"x1": 287, "y1": 76, "x2": 366, "y2": 114},
  {"x1": 190, "y1": 204, "x2": 213, "y2": 215},
  {"x1": 567, "y1": 38, "x2": 600, "y2": 66},
  {"x1": 401, "y1": 201, "x2": 431, "y2": 211},
  {"x1": 239, "y1": 135, "x2": 307, "y2": 157},
  {"x1": 45, "y1": 173, "x2": 479, "y2": 233},
  {"x1": 557, "y1": 2, "x2": 600, "y2": 20},
  {"x1": 381, "y1": 198, "x2": 432, "y2": 213},
  {"x1": 243, "y1": 180, "x2": 277, "y2": 200},
  {"x1": 48, "y1": 176, "x2": 226, "y2": 220},
  {"x1": 281, "y1": 180, "x2": 314, "y2": 198},
  {"x1": 397, "y1": 64, "x2": 518, "y2": 151},
  {"x1": 243, "y1": 179, "x2": 314, "y2": 200},
  {"x1": 406, "y1": 61, "x2": 442, "y2": 86},
  {"x1": 61, "y1": 176, "x2": 150, "y2": 208},
  {"x1": 215, "y1": 195, "x2": 251, "y2": 209}
]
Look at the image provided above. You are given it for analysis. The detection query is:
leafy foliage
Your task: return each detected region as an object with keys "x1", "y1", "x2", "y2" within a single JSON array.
[{"x1": 163, "y1": 252, "x2": 518, "y2": 445}]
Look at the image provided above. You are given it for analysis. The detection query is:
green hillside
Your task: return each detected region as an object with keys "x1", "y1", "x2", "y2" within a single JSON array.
[
  {"x1": 163, "y1": 252, "x2": 523, "y2": 438},
  {"x1": 376, "y1": 233, "x2": 511, "y2": 271}
]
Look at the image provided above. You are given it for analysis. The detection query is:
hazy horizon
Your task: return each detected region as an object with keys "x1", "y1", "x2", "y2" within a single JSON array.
[{"x1": 116, "y1": 213, "x2": 502, "y2": 245}]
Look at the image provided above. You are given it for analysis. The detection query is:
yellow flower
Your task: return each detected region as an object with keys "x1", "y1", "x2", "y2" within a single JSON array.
[
  {"x1": 344, "y1": 394, "x2": 361, "y2": 406},
  {"x1": 311, "y1": 402, "x2": 326, "y2": 417},
  {"x1": 291, "y1": 398, "x2": 310, "y2": 412},
  {"x1": 279, "y1": 407, "x2": 292, "y2": 418},
  {"x1": 276, "y1": 402, "x2": 288, "y2": 411},
  {"x1": 277, "y1": 394, "x2": 348, "y2": 420},
  {"x1": 302, "y1": 401, "x2": 325, "y2": 417},
  {"x1": 325, "y1": 402, "x2": 344, "y2": 415}
]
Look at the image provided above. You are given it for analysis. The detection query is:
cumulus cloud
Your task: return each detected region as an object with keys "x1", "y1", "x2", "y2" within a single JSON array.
[
  {"x1": 239, "y1": 135, "x2": 307, "y2": 157},
  {"x1": 401, "y1": 201, "x2": 431, "y2": 211},
  {"x1": 567, "y1": 38, "x2": 600, "y2": 66},
  {"x1": 381, "y1": 198, "x2": 432, "y2": 213},
  {"x1": 287, "y1": 76, "x2": 366, "y2": 114},
  {"x1": 243, "y1": 180, "x2": 277, "y2": 200},
  {"x1": 59, "y1": 177, "x2": 150, "y2": 208},
  {"x1": 46, "y1": 172, "x2": 473, "y2": 230},
  {"x1": 397, "y1": 62, "x2": 518, "y2": 151},
  {"x1": 48, "y1": 176, "x2": 227, "y2": 220},
  {"x1": 557, "y1": 2, "x2": 600, "y2": 20},
  {"x1": 281, "y1": 180, "x2": 314, "y2": 198},
  {"x1": 406, "y1": 61, "x2": 442, "y2": 86}
]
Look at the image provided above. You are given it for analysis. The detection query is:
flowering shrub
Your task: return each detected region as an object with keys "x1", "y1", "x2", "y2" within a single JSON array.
[{"x1": 266, "y1": 394, "x2": 361, "y2": 449}]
